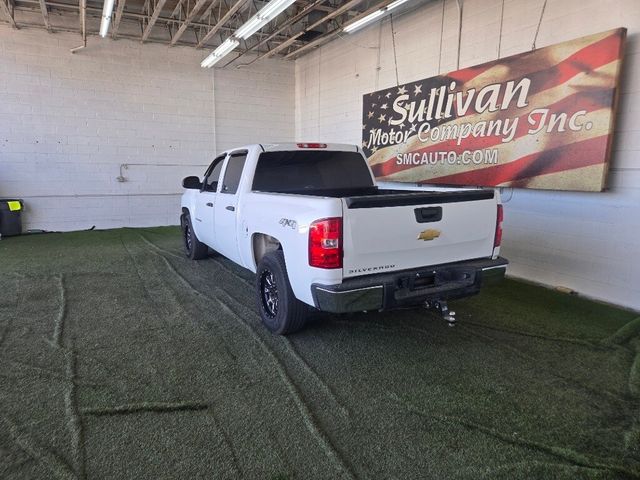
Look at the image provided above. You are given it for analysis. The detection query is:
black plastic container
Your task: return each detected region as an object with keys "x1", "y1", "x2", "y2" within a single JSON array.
[{"x1": 0, "y1": 199, "x2": 23, "y2": 237}]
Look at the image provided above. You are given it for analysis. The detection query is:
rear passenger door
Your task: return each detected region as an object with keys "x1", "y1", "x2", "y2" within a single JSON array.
[{"x1": 213, "y1": 150, "x2": 248, "y2": 264}]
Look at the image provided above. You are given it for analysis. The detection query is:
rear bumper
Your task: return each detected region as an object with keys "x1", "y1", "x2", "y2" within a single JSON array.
[{"x1": 311, "y1": 257, "x2": 508, "y2": 313}]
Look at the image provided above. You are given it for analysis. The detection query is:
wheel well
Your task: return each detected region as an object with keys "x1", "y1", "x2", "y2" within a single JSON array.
[{"x1": 252, "y1": 233, "x2": 282, "y2": 267}]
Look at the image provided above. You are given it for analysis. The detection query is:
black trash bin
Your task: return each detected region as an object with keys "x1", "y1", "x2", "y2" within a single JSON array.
[{"x1": 0, "y1": 199, "x2": 23, "y2": 237}]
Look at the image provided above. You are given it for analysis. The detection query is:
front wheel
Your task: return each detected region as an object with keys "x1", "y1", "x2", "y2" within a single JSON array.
[
  {"x1": 181, "y1": 213, "x2": 208, "y2": 260},
  {"x1": 256, "y1": 251, "x2": 309, "y2": 335}
]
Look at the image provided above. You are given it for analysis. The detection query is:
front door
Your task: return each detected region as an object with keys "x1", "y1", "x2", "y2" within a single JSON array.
[
  {"x1": 214, "y1": 150, "x2": 248, "y2": 264},
  {"x1": 193, "y1": 155, "x2": 226, "y2": 246}
]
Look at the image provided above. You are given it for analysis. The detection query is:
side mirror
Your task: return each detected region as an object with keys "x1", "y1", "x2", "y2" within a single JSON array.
[{"x1": 183, "y1": 176, "x2": 202, "y2": 190}]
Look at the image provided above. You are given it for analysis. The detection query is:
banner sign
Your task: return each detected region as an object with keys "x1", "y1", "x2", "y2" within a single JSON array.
[{"x1": 362, "y1": 28, "x2": 626, "y2": 191}]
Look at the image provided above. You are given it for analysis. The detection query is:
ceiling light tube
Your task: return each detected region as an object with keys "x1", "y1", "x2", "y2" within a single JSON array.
[
  {"x1": 235, "y1": 0, "x2": 296, "y2": 40},
  {"x1": 387, "y1": 0, "x2": 411, "y2": 10},
  {"x1": 343, "y1": 10, "x2": 384, "y2": 33},
  {"x1": 201, "y1": 38, "x2": 240, "y2": 68},
  {"x1": 343, "y1": 0, "x2": 412, "y2": 34},
  {"x1": 235, "y1": 17, "x2": 264, "y2": 40},
  {"x1": 259, "y1": 0, "x2": 295, "y2": 19},
  {"x1": 99, "y1": 0, "x2": 116, "y2": 37}
]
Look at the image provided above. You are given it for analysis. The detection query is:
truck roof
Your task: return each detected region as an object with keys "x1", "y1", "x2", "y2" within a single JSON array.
[{"x1": 225, "y1": 143, "x2": 360, "y2": 153}]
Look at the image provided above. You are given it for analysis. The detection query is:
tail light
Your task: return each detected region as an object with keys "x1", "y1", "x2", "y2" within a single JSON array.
[
  {"x1": 494, "y1": 204, "x2": 504, "y2": 247},
  {"x1": 309, "y1": 217, "x2": 342, "y2": 269}
]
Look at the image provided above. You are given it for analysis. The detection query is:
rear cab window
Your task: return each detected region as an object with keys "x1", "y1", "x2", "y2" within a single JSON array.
[{"x1": 252, "y1": 150, "x2": 374, "y2": 194}]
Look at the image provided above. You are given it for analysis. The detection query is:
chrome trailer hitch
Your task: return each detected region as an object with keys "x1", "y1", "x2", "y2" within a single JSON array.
[{"x1": 425, "y1": 300, "x2": 457, "y2": 327}]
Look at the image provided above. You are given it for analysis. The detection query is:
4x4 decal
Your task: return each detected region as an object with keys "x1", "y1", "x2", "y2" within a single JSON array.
[{"x1": 279, "y1": 218, "x2": 297, "y2": 230}]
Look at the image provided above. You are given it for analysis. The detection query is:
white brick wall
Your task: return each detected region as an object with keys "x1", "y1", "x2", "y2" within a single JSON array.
[
  {"x1": 0, "y1": 27, "x2": 294, "y2": 231},
  {"x1": 294, "y1": 0, "x2": 640, "y2": 311},
  {"x1": 214, "y1": 59, "x2": 295, "y2": 152}
]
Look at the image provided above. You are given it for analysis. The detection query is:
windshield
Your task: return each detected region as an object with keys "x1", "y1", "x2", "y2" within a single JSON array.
[{"x1": 252, "y1": 150, "x2": 375, "y2": 193}]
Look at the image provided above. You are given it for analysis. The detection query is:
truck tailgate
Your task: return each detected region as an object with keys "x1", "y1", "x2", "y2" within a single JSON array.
[{"x1": 341, "y1": 190, "x2": 497, "y2": 278}]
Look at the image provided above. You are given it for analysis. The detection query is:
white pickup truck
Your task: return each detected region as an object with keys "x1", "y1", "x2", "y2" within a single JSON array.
[{"x1": 181, "y1": 143, "x2": 507, "y2": 334}]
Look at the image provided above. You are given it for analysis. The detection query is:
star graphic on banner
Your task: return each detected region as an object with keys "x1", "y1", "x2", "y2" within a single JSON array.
[
  {"x1": 362, "y1": 124, "x2": 367, "y2": 130},
  {"x1": 362, "y1": 140, "x2": 367, "y2": 147},
  {"x1": 361, "y1": 78, "x2": 453, "y2": 158},
  {"x1": 371, "y1": 145, "x2": 378, "y2": 153}
]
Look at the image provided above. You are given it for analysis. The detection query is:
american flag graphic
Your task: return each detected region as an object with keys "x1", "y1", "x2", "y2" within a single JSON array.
[{"x1": 362, "y1": 28, "x2": 626, "y2": 192}]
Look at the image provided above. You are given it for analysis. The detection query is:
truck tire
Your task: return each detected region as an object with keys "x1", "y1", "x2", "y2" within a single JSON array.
[
  {"x1": 181, "y1": 213, "x2": 208, "y2": 260},
  {"x1": 256, "y1": 251, "x2": 308, "y2": 335}
]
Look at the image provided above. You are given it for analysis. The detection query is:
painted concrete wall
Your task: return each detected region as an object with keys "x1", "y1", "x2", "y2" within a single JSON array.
[
  {"x1": 0, "y1": 27, "x2": 294, "y2": 231},
  {"x1": 294, "y1": 0, "x2": 640, "y2": 311}
]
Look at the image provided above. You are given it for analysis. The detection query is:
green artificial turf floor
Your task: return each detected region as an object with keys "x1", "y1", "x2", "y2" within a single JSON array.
[{"x1": 1, "y1": 227, "x2": 639, "y2": 479}]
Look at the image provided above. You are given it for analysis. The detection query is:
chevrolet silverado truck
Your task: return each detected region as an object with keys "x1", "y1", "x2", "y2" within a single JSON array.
[{"x1": 180, "y1": 143, "x2": 507, "y2": 335}]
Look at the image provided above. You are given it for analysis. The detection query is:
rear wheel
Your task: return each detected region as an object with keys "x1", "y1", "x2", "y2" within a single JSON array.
[
  {"x1": 256, "y1": 251, "x2": 309, "y2": 335},
  {"x1": 181, "y1": 213, "x2": 208, "y2": 260}
]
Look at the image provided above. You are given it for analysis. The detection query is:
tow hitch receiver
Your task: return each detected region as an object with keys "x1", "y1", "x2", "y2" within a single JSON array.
[{"x1": 425, "y1": 300, "x2": 457, "y2": 327}]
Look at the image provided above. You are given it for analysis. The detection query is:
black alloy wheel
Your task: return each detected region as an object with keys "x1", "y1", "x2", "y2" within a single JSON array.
[
  {"x1": 255, "y1": 251, "x2": 309, "y2": 334},
  {"x1": 260, "y1": 269, "x2": 279, "y2": 318},
  {"x1": 181, "y1": 213, "x2": 208, "y2": 260}
]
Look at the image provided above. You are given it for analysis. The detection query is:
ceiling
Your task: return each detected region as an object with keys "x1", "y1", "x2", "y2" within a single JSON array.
[{"x1": 0, "y1": 0, "x2": 412, "y2": 64}]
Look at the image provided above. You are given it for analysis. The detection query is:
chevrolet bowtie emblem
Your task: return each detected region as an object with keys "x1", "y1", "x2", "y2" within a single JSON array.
[{"x1": 418, "y1": 229, "x2": 441, "y2": 241}]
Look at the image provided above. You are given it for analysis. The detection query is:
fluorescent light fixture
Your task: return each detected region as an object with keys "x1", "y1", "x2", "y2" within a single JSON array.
[
  {"x1": 387, "y1": 0, "x2": 411, "y2": 10},
  {"x1": 199, "y1": 0, "x2": 294, "y2": 68},
  {"x1": 235, "y1": 17, "x2": 264, "y2": 40},
  {"x1": 343, "y1": 10, "x2": 384, "y2": 33},
  {"x1": 99, "y1": 0, "x2": 116, "y2": 37},
  {"x1": 201, "y1": 38, "x2": 240, "y2": 68},
  {"x1": 259, "y1": 0, "x2": 295, "y2": 18},
  {"x1": 235, "y1": 0, "x2": 296, "y2": 40},
  {"x1": 343, "y1": 0, "x2": 411, "y2": 34}
]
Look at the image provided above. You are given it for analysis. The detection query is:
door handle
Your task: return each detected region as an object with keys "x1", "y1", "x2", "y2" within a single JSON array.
[
  {"x1": 414, "y1": 206, "x2": 442, "y2": 223},
  {"x1": 206, "y1": 202, "x2": 213, "y2": 207},
  {"x1": 226, "y1": 205, "x2": 235, "y2": 212}
]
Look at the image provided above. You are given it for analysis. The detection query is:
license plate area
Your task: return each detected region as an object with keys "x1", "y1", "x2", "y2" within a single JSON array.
[
  {"x1": 398, "y1": 267, "x2": 476, "y2": 292},
  {"x1": 411, "y1": 272, "x2": 437, "y2": 289}
]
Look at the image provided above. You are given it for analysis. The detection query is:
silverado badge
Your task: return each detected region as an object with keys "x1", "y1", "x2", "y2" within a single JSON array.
[{"x1": 418, "y1": 229, "x2": 441, "y2": 241}]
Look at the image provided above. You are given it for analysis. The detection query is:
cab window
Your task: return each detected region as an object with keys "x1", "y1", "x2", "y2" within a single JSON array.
[
  {"x1": 221, "y1": 152, "x2": 248, "y2": 195},
  {"x1": 203, "y1": 155, "x2": 226, "y2": 192}
]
